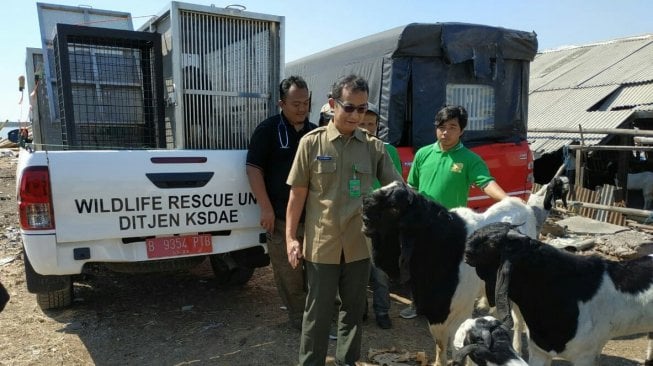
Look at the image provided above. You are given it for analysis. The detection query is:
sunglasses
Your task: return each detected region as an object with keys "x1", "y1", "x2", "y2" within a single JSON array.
[{"x1": 335, "y1": 99, "x2": 368, "y2": 114}]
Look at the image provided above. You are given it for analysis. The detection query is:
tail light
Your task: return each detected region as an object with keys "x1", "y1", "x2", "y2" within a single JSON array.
[{"x1": 18, "y1": 166, "x2": 55, "y2": 230}]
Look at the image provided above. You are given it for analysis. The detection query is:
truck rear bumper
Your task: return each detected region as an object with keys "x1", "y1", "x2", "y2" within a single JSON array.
[{"x1": 22, "y1": 228, "x2": 266, "y2": 275}]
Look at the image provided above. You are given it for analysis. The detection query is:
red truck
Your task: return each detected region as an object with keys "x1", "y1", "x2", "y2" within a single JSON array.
[{"x1": 286, "y1": 23, "x2": 537, "y2": 210}]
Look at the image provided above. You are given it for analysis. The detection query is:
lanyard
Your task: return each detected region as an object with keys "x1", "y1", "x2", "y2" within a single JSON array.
[{"x1": 278, "y1": 115, "x2": 290, "y2": 149}]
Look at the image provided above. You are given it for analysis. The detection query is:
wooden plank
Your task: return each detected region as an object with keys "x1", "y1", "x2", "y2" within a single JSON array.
[{"x1": 574, "y1": 186, "x2": 597, "y2": 218}]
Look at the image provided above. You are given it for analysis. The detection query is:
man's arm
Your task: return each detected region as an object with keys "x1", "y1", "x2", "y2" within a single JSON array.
[
  {"x1": 246, "y1": 165, "x2": 275, "y2": 233},
  {"x1": 481, "y1": 180, "x2": 509, "y2": 202},
  {"x1": 286, "y1": 186, "x2": 308, "y2": 269}
]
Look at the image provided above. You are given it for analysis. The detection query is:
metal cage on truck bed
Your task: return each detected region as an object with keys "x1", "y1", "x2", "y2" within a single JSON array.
[
  {"x1": 53, "y1": 24, "x2": 165, "y2": 149},
  {"x1": 140, "y1": 2, "x2": 284, "y2": 149},
  {"x1": 31, "y1": 1, "x2": 284, "y2": 151}
]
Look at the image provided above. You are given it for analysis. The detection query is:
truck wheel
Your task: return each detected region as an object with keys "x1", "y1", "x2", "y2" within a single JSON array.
[
  {"x1": 209, "y1": 254, "x2": 255, "y2": 286},
  {"x1": 35, "y1": 281, "x2": 73, "y2": 310},
  {"x1": 23, "y1": 253, "x2": 74, "y2": 309}
]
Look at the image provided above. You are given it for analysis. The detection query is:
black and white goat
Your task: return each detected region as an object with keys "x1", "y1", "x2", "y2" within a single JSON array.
[
  {"x1": 527, "y1": 176, "x2": 570, "y2": 234},
  {"x1": 464, "y1": 222, "x2": 653, "y2": 366},
  {"x1": 361, "y1": 181, "x2": 541, "y2": 366},
  {"x1": 0, "y1": 280, "x2": 9, "y2": 313},
  {"x1": 453, "y1": 316, "x2": 527, "y2": 366}
]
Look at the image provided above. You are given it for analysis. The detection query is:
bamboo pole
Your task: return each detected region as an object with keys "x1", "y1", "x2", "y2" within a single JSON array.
[
  {"x1": 567, "y1": 145, "x2": 653, "y2": 152},
  {"x1": 566, "y1": 200, "x2": 652, "y2": 218},
  {"x1": 634, "y1": 137, "x2": 653, "y2": 145},
  {"x1": 528, "y1": 128, "x2": 653, "y2": 137}
]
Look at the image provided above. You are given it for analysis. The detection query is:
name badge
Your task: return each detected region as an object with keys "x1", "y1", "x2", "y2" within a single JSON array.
[
  {"x1": 349, "y1": 178, "x2": 361, "y2": 198},
  {"x1": 316, "y1": 155, "x2": 333, "y2": 161}
]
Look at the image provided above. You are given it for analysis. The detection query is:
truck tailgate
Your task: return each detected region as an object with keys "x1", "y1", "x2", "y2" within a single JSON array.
[{"x1": 46, "y1": 150, "x2": 258, "y2": 243}]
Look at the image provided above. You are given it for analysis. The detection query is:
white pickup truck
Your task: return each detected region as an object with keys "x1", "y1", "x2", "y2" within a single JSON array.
[
  {"x1": 21, "y1": 2, "x2": 284, "y2": 309},
  {"x1": 17, "y1": 149, "x2": 268, "y2": 309}
]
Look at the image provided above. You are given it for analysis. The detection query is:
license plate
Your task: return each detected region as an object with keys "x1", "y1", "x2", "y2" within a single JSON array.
[{"x1": 146, "y1": 234, "x2": 213, "y2": 259}]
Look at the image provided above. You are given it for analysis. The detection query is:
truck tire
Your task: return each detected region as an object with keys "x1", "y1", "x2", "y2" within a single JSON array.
[
  {"x1": 209, "y1": 254, "x2": 255, "y2": 286},
  {"x1": 36, "y1": 282, "x2": 73, "y2": 310},
  {"x1": 23, "y1": 253, "x2": 73, "y2": 310}
]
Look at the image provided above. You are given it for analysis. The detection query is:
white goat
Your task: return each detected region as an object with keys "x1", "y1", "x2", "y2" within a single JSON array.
[{"x1": 627, "y1": 171, "x2": 653, "y2": 210}]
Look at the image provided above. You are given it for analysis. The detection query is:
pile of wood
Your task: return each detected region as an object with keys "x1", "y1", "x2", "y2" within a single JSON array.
[
  {"x1": 0, "y1": 125, "x2": 32, "y2": 148},
  {"x1": 533, "y1": 181, "x2": 653, "y2": 231}
]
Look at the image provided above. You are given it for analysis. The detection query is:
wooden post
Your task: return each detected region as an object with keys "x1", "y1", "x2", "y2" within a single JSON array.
[
  {"x1": 575, "y1": 147, "x2": 583, "y2": 187},
  {"x1": 616, "y1": 134, "x2": 630, "y2": 202},
  {"x1": 576, "y1": 124, "x2": 586, "y2": 188}
]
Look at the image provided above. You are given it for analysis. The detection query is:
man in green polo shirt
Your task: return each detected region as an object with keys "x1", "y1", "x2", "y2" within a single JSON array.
[
  {"x1": 408, "y1": 104, "x2": 507, "y2": 209},
  {"x1": 399, "y1": 104, "x2": 509, "y2": 319}
]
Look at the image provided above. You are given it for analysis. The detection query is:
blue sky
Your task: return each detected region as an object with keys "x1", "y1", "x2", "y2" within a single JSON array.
[{"x1": 2, "y1": 0, "x2": 652, "y2": 123}]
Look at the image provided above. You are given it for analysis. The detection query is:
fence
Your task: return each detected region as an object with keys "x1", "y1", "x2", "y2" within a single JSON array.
[{"x1": 532, "y1": 182, "x2": 627, "y2": 226}]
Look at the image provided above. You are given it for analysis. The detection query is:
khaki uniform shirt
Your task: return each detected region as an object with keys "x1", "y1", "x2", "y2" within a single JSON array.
[{"x1": 287, "y1": 123, "x2": 401, "y2": 264}]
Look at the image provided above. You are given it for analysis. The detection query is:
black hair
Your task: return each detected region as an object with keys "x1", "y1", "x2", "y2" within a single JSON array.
[
  {"x1": 279, "y1": 76, "x2": 308, "y2": 100},
  {"x1": 318, "y1": 113, "x2": 330, "y2": 126},
  {"x1": 330, "y1": 74, "x2": 369, "y2": 100},
  {"x1": 435, "y1": 105, "x2": 468, "y2": 130}
]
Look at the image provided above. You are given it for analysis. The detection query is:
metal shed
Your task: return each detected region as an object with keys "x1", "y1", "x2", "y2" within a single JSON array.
[{"x1": 528, "y1": 35, "x2": 653, "y2": 159}]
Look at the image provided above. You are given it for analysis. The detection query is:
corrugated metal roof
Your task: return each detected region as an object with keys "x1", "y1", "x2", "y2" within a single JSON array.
[
  {"x1": 528, "y1": 35, "x2": 653, "y2": 157},
  {"x1": 602, "y1": 83, "x2": 653, "y2": 110},
  {"x1": 529, "y1": 86, "x2": 619, "y2": 123},
  {"x1": 581, "y1": 41, "x2": 653, "y2": 87},
  {"x1": 530, "y1": 36, "x2": 653, "y2": 92}
]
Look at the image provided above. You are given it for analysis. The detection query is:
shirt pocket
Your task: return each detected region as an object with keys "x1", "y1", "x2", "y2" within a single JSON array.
[
  {"x1": 354, "y1": 163, "x2": 374, "y2": 193},
  {"x1": 312, "y1": 160, "x2": 337, "y2": 192}
]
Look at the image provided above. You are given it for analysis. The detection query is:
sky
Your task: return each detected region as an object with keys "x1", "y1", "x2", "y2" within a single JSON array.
[{"x1": 1, "y1": 0, "x2": 652, "y2": 123}]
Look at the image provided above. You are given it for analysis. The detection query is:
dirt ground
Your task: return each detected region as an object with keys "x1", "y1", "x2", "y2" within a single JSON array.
[{"x1": 0, "y1": 151, "x2": 650, "y2": 366}]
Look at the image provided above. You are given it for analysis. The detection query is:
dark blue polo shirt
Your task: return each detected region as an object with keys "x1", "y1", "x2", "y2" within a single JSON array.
[{"x1": 246, "y1": 113, "x2": 317, "y2": 220}]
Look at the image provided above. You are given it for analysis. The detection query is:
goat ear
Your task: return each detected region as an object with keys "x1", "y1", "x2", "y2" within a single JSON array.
[
  {"x1": 484, "y1": 277, "x2": 496, "y2": 307},
  {"x1": 504, "y1": 230, "x2": 529, "y2": 256},
  {"x1": 561, "y1": 192, "x2": 568, "y2": 208},
  {"x1": 452, "y1": 344, "x2": 479, "y2": 366},
  {"x1": 481, "y1": 328, "x2": 492, "y2": 348},
  {"x1": 495, "y1": 256, "x2": 514, "y2": 330}
]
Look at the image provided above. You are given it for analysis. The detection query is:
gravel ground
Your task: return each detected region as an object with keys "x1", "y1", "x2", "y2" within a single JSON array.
[{"x1": 0, "y1": 151, "x2": 650, "y2": 365}]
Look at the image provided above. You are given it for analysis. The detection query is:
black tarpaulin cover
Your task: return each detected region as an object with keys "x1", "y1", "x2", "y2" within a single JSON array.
[{"x1": 286, "y1": 22, "x2": 537, "y2": 151}]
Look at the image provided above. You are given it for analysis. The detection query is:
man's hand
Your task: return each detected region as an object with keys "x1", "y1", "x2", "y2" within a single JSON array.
[
  {"x1": 260, "y1": 206, "x2": 275, "y2": 233},
  {"x1": 286, "y1": 238, "x2": 303, "y2": 269}
]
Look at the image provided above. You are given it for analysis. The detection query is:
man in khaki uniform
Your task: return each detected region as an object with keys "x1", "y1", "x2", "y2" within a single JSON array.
[{"x1": 286, "y1": 74, "x2": 401, "y2": 366}]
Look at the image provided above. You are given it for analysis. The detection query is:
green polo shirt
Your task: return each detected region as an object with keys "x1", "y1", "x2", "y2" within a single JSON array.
[
  {"x1": 407, "y1": 141, "x2": 494, "y2": 209},
  {"x1": 287, "y1": 124, "x2": 401, "y2": 264},
  {"x1": 372, "y1": 143, "x2": 402, "y2": 189}
]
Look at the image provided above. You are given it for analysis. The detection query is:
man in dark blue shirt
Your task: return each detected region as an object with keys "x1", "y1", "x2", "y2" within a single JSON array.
[{"x1": 246, "y1": 76, "x2": 317, "y2": 330}]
